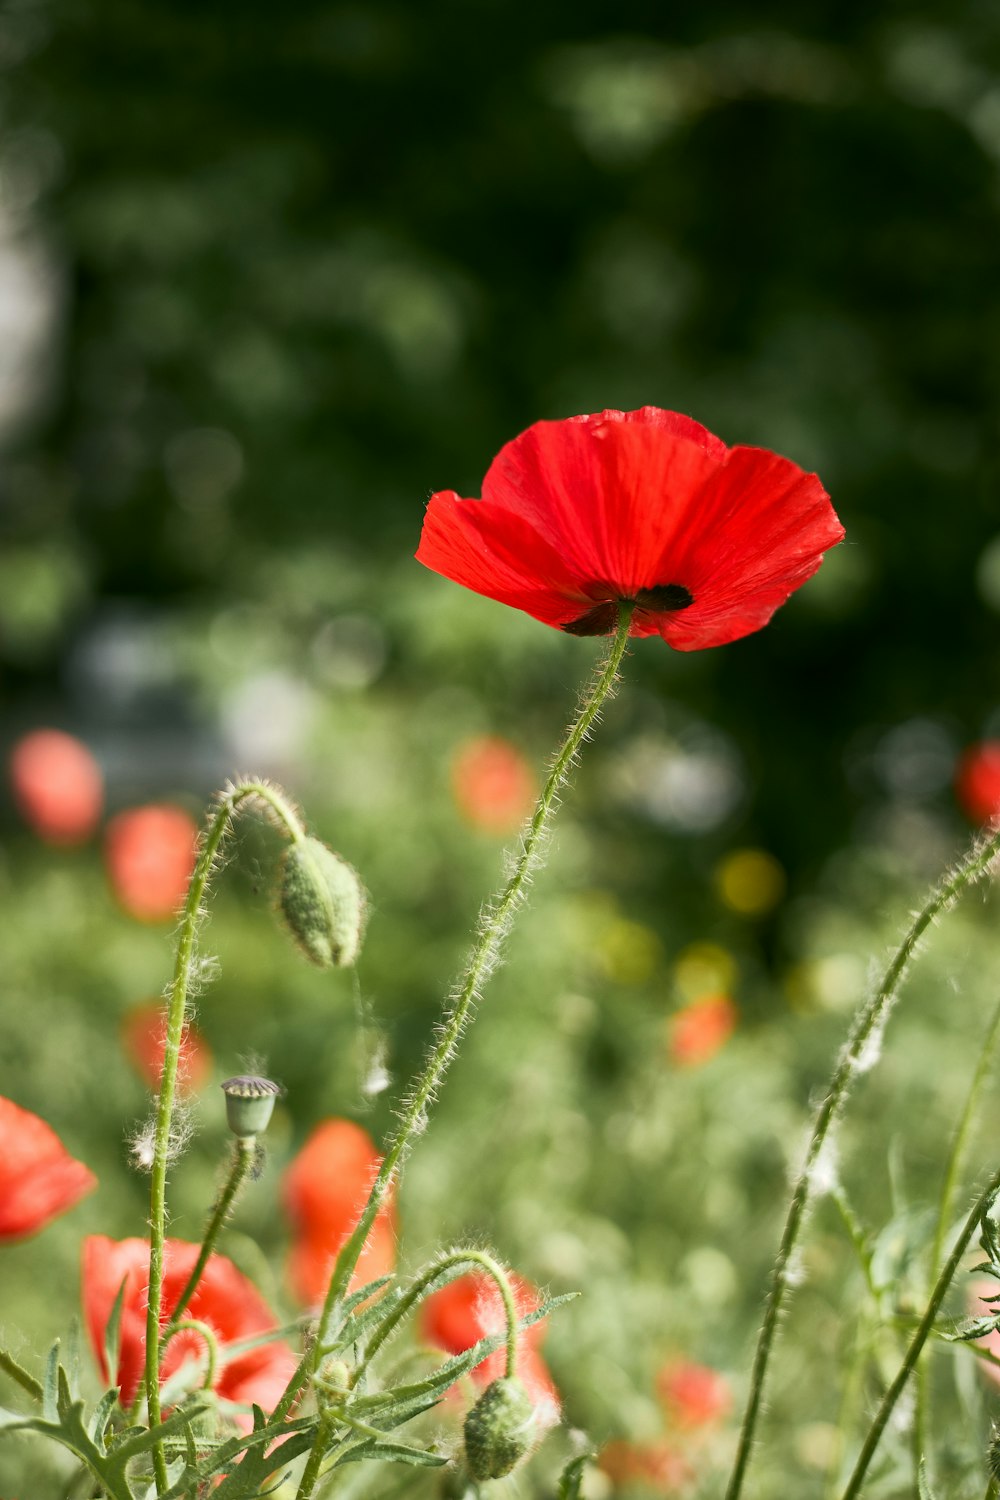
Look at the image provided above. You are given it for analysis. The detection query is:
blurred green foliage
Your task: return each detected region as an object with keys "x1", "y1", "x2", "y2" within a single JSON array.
[{"x1": 4, "y1": 0, "x2": 1000, "y2": 1494}]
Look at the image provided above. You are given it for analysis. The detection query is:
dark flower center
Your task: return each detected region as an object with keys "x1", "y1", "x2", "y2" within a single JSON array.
[{"x1": 564, "y1": 583, "x2": 694, "y2": 636}]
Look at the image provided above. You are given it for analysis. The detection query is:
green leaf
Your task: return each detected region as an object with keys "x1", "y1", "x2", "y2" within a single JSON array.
[
  {"x1": 104, "y1": 1277, "x2": 129, "y2": 1386},
  {"x1": 943, "y1": 1315, "x2": 999, "y2": 1342},
  {"x1": 336, "y1": 1436, "x2": 448, "y2": 1468},
  {"x1": 558, "y1": 1453, "x2": 593, "y2": 1499},
  {"x1": 917, "y1": 1459, "x2": 938, "y2": 1500},
  {"x1": 42, "y1": 1340, "x2": 60, "y2": 1423},
  {"x1": 89, "y1": 1387, "x2": 119, "y2": 1448}
]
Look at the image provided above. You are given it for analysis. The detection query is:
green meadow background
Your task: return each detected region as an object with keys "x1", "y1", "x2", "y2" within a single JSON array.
[{"x1": 3, "y1": 1, "x2": 1000, "y2": 1493}]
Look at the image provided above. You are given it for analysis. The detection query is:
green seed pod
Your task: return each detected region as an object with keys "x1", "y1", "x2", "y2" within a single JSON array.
[
  {"x1": 278, "y1": 837, "x2": 366, "y2": 968},
  {"x1": 221, "y1": 1075, "x2": 282, "y2": 1139},
  {"x1": 463, "y1": 1376, "x2": 535, "y2": 1481}
]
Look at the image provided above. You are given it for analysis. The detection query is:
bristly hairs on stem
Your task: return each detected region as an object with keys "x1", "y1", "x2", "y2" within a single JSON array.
[
  {"x1": 724, "y1": 823, "x2": 1000, "y2": 1500},
  {"x1": 142, "y1": 776, "x2": 308, "y2": 1495},
  {"x1": 282, "y1": 608, "x2": 634, "y2": 1496}
]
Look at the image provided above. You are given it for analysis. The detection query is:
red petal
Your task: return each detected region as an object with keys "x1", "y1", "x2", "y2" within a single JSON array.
[
  {"x1": 0, "y1": 1097, "x2": 96, "y2": 1240},
  {"x1": 480, "y1": 411, "x2": 726, "y2": 592}
]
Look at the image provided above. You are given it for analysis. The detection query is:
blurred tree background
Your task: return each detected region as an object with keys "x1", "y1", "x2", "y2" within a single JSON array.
[{"x1": 4, "y1": 0, "x2": 1000, "y2": 1494}]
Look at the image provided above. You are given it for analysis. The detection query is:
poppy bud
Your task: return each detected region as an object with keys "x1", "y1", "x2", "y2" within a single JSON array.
[
  {"x1": 221, "y1": 1076, "x2": 282, "y2": 1140},
  {"x1": 278, "y1": 837, "x2": 366, "y2": 968},
  {"x1": 463, "y1": 1376, "x2": 536, "y2": 1481}
]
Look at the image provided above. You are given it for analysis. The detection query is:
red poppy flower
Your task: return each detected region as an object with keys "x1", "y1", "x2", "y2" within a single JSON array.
[
  {"x1": 83, "y1": 1236, "x2": 296, "y2": 1426},
  {"x1": 121, "y1": 1001, "x2": 213, "y2": 1094},
  {"x1": 0, "y1": 1096, "x2": 96, "y2": 1241},
  {"x1": 598, "y1": 1438, "x2": 692, "y2": 1491},
  {"x1": 451, "y1": 735, "x2": 537, "y2": 834},
  {"x1": 421, "y1": 1271, "x2": 560, "y2": 1425},
  {"x1": 657, "y1": 1359, "x2": 731, "y2": 1428},
  {"x1": 9, "y1": 729, "x2": 103, "y2": 845},
  {"x1": 955, "y1": 742, "x2": 1000, "y2": 826},
  {"x1": 104, "y1": 804, "x2": 199, "y2": 921},
  {"x1": 416, "y1": 407, "x2": 843, "y2": 649},
  {"x1": 282, "y1": 1119, "x2": 397, "y2": 1306},
  {"x1": 668, "y1": 994, "x2": 737, "y2": 1068}
]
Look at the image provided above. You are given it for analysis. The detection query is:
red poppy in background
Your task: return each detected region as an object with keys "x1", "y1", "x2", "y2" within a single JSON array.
[
  {"x1": 83, "y1": 1236, "x2": 296, "y2": 1424},
  {"x1": 283, "y1": 1118, "x2": 397, "y2": 1306},
  {"x1": 955, "y1": 742, "x2": 1000, "y2": 826},
  {"x1": 421, "y1": 1271, "x2": 560, "y2": 1425},
  {"x1": 121, "y1": 1001, "x2": 213, "y2": 1094},
  {"x1": 598, "y1": 1438, "x2": 692, "y2": 1492},
  {"x1": 451, "y1": 735, "x2": 537, "y2": 834},
  {"x1": 657, "y1": 1359, "x2": 731, "y2": 1428},
  {"x1": 0, "y1": 1096, "x2": 96, "y2": 1241},
  {"x1": 9, "y1": 729, "x2": 103, "y2": 845},
  {"x1": 416, "y1": 407, "x2": 843, "y2": 650},
  {"x1": 104, "y1": 804, "x2": 199, "y2": 921},
  {"x1": 668, "y1": 994, "x2": 737, "y2": 1068}
]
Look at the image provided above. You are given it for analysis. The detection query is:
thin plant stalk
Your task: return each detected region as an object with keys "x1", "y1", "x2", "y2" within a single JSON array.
[
  {"x1": 840, "y1": 1167, "x2": 1000, "y2": 1500},
  {"x1": 165, "y1": 1138, "x2": 257, "y2": 1335},
  {"x1": 725, "y1": 826, "x2": 1000, "y2": 1500},
  {"x1": 284, "y1": 607, "x2": 634, "y2": 1491},
  {"x1": 144, "y1": 779, "x2": 306, "y2": 1494},
  {"x1": 913, "y1": 993, "x2": 1000, "y2": 1470}
]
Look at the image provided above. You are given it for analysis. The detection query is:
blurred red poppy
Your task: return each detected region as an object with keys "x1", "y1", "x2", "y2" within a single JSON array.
[
  {"x1": 598, "y1": 1437, "x2": 692, "y2": 1491},
  {"x1": 421, "y1": 1270, "x2": 559, "y2": 1424},
  {"x1": 451, "y1": 735, "x2": 537, "y2": 834},
  {"x1": 283, "y1": 1118, "x2": 397, "y2": 1306},
  {"x1": 668, "y1": 994, "x2": 737, "y2": 1068},
  {"x1": 104, "y1": 804, "x2": 199, "y2": 921},
  {"x1": 9, "y1": 729, "x2": 103, "y2": 845},
  {"x1": 955, "y1": 742, "x2": 1000, "y2": 826},
  {"x1": 121, "y1": 1001, "x2": 213, "y2": 1094},
  {"x1": 0, "y1": 1096, "x2": 96, "y2": 1241},
  {"x1": 83, "y1": 1236, "x2": 296, "y2": 1426},
  {"x1": 417, "y1": 407, "x2": 843, "y2": 650},
  {"x1": 657, "y1": 1359, "x2": 731, "y2": 1428}
]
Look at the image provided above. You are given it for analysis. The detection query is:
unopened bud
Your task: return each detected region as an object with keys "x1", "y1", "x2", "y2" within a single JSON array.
[
  {"x1": 463, "y1": 1377, "x2": 535, "y2": 1481},
  {"x1": 221, "y1": 1076, "x2": 282, "y2": 1139},
  {"x1": 278, "y1": 837, "x2": 366, "y2": 968}
]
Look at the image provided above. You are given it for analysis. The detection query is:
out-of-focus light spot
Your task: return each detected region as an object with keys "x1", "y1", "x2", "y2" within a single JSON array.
[
  {"x1": 164, "y1": 427, "x2": 244, "y2": 511},
  {"x1": 784, "y1": 953, "x2": 867, "y2": 1014},
  {"x1": 222, "y1": 670, "x2": 316, "y2": 765},
  {"x1": 611, "y1": 729, "x2": 744, "y2": 834},
  {"x1": 680, "y1": 1245, "x2": 737, "y2": 1305},
  {"x1": 794, "y1": 538, "x2": 873, "y2": 616},
  {"x1": 976, "y1": 535, "x2": 1000, "y2": 613},
  {"x1": 311, "y1": 614, "x2": 387, "y2": 690},
  {"x1": 667, "y1": 994, "x2": 737, "y2": 1066},
  {"x1": 451, "y1": 734, "x2": 536, "y2": 835},
  {"x1": 673, "y1": 941, "x2": 737, "y2": 1001},
  {"x1": 0, "y1": 213, "x2": 60, "y2": 438},
  {"x1": 597, "y1": 918, "x2": 662, "y2": 985},
  {"x1": 796, "y1": 1423, "x2": 841, "y2": 1472},
  {"x1": 715, "y1": 849, "x2": 786, "y2": 916},
  {"x1": 873, "y1": 718, "x2": 955, "y2": 799}
]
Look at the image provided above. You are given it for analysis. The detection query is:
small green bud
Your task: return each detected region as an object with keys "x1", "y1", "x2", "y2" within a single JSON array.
[
  {"x1": 463, "y1": 1377, "x2": 535, "y2": 1481},
  {"x1": 278, "y1": 837, "x2": 366, "y2": 968},
  {"x1": 221, "y1": 1075, "x2": 282, "y2": 1139}
]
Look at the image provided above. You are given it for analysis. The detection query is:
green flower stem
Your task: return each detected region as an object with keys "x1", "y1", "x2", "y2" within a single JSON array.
[
  {"x1": 840, "y1": 1166, "x2": 1000, "y2": 1500},
  {"x1": 165, "y1": 1138, "x2": 257, "y2": 1336},
  {"x1": 725, "y1": 826, "x2": 1000, "y2": 1500},
  {"x1": 163, "y1": 1318, "x2": 221, "y2": 1392},
  {"x1": 914, "y1": 993, "x2": 1000, "y2": 1472},
  {"x1": 0, "y1": 1346, "x2": 42, "y2": 1402},
  {"x1": 144, "y1": 779, "x2": 305, "y2": 1495},
  {"x1": 279, "y1": 608, "x2": 634, "y2": 1482},
  {"x1": 354, "y1": 1250, "x2": 520, "y2": 1384}
]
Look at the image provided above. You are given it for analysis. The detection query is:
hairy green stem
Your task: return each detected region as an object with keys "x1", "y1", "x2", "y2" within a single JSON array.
[
  {"x1": 840, "y1": 1168, "x2": 1000, "y2": 1500},
  {"x1": 725, "y1": 826, "x2": 1000, "y2": 1500},
  {"x1": 0, "y1": 1346, "x2": 43, "y2": 1402},
  {"x1": 144, "y1": 779, "x2": 305, "y2": 1493},
  {"x1": 163, "y1": 1318, "x2": 221, "y2": 1392},
  {"x1": 282, "y1": 609, "x2": 633, "y2": 1488},
  {"x1": 914, "y1": 993, "x2": 1000, "y2": 1473},
  {"x1": 166, "y1": 1138, "x2": 257, "y2": 1336},
  {"x1": 355, "y1": 1249, "x2": 520, "y2": 1385}
]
